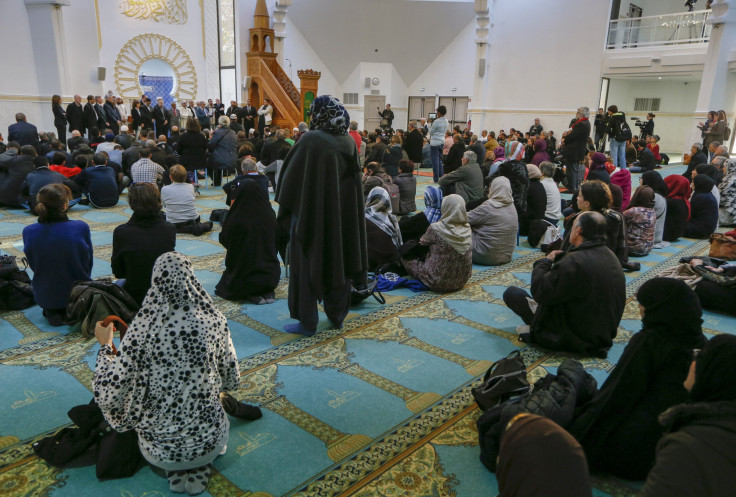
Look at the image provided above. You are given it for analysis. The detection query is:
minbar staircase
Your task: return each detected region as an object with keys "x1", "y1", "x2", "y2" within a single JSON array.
[{"x1": 246, "y1": 52, "x2": 302, "y2": 131}]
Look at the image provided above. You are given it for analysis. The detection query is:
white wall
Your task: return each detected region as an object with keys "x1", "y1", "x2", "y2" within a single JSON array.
[
  {"x1": 281, "y1": 14, "x2": 340, "y2": 98},
  {"x1": 340, "y1": 62, "x2": 409, "y2": 130},
  {"x1": 464, "y1": 0, "x2": 611, "y2": 138},
  {"x1": 97, "y1": 0, "x2": 208, "y2": 102},
  {"x1": 607, "y1": 78, "x2": 701, "y2": 152}
]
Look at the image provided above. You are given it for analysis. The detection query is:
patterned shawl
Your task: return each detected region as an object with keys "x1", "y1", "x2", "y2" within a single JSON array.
[
  {"x1": 365, "y1": 187, "x2": 402, "y2": 249},
  {"x1": 309, "y1": 95, "x2": 350, "y2": 135},
  {"x1": 423, "y1": 185, "x2": 443, "y2": 224}
]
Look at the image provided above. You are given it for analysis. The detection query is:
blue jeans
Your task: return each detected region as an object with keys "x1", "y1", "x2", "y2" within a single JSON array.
[
  {"x1": 610, "y1": 139, "x2": 627, "y2": 169},
  {"x1": 430, "y1": 145, "x2": 444, "y2": 182},
  {"x1": 628, "y1": 166, "x2": 643, "y2": 173}
]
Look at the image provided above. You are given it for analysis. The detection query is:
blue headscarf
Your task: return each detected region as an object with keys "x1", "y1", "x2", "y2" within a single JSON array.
[
  {"x1": 309, "y1": 95, "x2": 350, "y2": 135},
  {"x1": 423, "y1": 185, "x2": 443, "y2": 223}
]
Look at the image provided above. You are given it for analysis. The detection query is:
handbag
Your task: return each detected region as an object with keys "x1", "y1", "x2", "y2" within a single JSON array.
[
  {"x1": 527, "y1": 219, "x2": 561, "y2": 248},
  {"x1": 350, "y1": 277, "x2": 386, "y2": 306},
  {"x1": 471, "y1": 350, "x2": 530, "y2": 411},
  {"x1": 0, "y1": 255, "x2": 35, "y2": 310},
  {"x1": 709, "y1": 233, "x2": 736, "y2": 260}
]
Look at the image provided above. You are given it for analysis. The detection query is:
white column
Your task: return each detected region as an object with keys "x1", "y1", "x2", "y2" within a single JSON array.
[
  {"x1": 273, "y1": 0, "x2": 291, "y2": 67},
  {"x1": 687, "y1": 0, "x2": 736, "y2": 152},
  {"x1": 24, "y1": 0, "x2": 71, "y2": 96},
  {"x1": 204, "y1": 0, "x2": 220, "y2": 100},
  {"x1": 470, "y1": 0, "x2": 493, "y2": 134}
]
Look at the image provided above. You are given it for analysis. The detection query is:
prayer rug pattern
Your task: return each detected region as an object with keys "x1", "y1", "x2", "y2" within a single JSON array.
[{"x1": 0, "y1": 168, "x2": 732, "y2": 497}]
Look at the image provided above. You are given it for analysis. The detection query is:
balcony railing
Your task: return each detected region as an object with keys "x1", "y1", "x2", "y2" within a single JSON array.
[{"x1": 607, "y1": 10, "x2": 712, "y2": 49}]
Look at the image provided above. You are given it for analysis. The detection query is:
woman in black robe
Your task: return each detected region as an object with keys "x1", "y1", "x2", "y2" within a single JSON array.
[
  {"x1": 569, "y1": 277, "x2": 707, "y2": 480},
  {"x1": 275, "y1": 95, "x2": 368, "y2": 336},
  {"x1": 215, "y1": 180, "x2": 280, "y2": 304}
]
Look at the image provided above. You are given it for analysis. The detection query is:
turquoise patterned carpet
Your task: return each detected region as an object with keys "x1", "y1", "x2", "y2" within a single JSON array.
[{"x1": 0, "y1": 164, "x2": 734, "y2": 497}]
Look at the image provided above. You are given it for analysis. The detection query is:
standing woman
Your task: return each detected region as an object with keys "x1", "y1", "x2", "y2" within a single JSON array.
[
  {"x1": 257, "y1": 97, "x2": 273, "y2": 134},
  {"x1": 704, "y1": 109, "x2": 728, "y2": 149},
  {"x1": 130, "y1": 99, "x2": 142, "y2": 135},
  {"x1": 94, "y1": 252, "x2": 240, "y2": 496},
  {"x1": 116, "y1": 97, "x2": 129, "y2": 125},
  {"x1": 52, "y1": 95, "x2": 67, "y2": 149},
  {"x1": 216, "y1": 181, "x2": 280, "y2": 304},
  {"x1": 641, "y1": 113, "x2": 655, "y2": 142},
  {"x1": 23, "y1": 184, "x2": 93, "y2": 326},
  {"x1": 176, "y1": 118, "x2": 208, "y2": 184}
]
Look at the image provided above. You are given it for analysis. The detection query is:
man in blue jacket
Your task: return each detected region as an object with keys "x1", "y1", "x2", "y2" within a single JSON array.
[{"x1": 8, "y1": 114, "x2": 39, "y2": 150}]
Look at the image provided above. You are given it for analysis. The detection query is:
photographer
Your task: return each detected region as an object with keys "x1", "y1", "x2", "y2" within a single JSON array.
[
  {"x1": 594, "y1": 108, "x2": 608, "y2": 152},
  {"x1": 640, "y1": 113, "x2": 655, "y2": 141},
  {"x1": 378, "y1": 104, "x2": 394, "y2": 134}
]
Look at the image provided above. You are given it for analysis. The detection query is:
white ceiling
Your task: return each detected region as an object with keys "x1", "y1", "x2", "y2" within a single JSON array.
[{"x1": 287, "y1": 0, "x2": 476, "y2": 84}]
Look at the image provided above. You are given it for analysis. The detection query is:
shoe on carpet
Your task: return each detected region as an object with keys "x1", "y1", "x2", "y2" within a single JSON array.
[{"x1": 220, "y1": 392, "x2": 263, "y2": 420}]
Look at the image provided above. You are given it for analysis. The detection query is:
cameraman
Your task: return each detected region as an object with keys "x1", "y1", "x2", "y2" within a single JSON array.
[
  {"x1": 594, "y1": 108, "x2": 608, "y2": 152},
  {"x1": 640, "y1": 113, "x2": 655, "y2": 141}
]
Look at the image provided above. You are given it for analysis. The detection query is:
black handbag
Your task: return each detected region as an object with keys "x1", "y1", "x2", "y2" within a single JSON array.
[
  {"x1": 0, "y1": 255, "x2": 34, "y2": 310},
  {"x1": 471, "y1": 350, "x2": 530, "y2": 411},
  {"x1": 350, "y1": 277, "x2": 386, "y2": 306}
]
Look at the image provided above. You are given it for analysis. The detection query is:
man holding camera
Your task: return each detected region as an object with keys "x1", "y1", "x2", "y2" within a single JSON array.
[{"x1": 378, "y1": 104, "x2": 394, "y2": 133}]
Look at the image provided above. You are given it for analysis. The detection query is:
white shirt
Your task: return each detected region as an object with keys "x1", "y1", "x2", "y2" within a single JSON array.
[
  {"x1": 258, "y1": 105, "x2": 273, "y2": 125},
  {"x1": 116, "y1": 103, "x2": 129, "y2": 121}
]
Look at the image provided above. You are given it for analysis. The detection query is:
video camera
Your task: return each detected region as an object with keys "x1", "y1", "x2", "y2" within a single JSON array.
[{"x1": 630, "y1": 116, "x2": 646, "y2": 130}]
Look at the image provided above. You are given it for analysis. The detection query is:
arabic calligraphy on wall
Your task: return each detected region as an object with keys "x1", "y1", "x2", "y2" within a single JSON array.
[{"x1": 120, "y1": 0, "x2": 188, "y2": 24}]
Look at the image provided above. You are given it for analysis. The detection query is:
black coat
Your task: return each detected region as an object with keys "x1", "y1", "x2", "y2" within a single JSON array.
[
  {"x1": 403, "y1": 129, "x2": 424, "y2": 163},
  {"x1": 66, "y1": 102, "x2": 84, "y2": 133},
  {"x1": 570, "y1": 325, "x2": 706, "y2": 480},
  {"x1": 519, "y1": 179, "x2": 546, "y2": 235},
  {"x1": 139, "y1": 105, "x2": 154, "y2": 129},
  {"x1": 478, "y1": 360, "x2": 597, "y2": 472},
  {"x1": 641, "y1": 401, "x2": 736, "y2": 497},
  {"x1": 241, "y1": 105, "x2": 257, "y2": 129},
  {"x1": 399, "y1": 212, "x2": 430, "y2": 243},
  {"x1": 261, "y1": 138, "x2": 290, "y2": 166},
  {"x1": 7, "y1": 121, "x2": 40, "y2": 149},
  {"x1": 175, "y1": 131, "x2": 208, "y2": 171},
  {"x1": 276, "y1": 130, "x2": 369, "y2": 296},
  {"x1": 663, "y1": 198, "x2": 689, "y2": 242},
  {"x1": 111, "y1": 212, "x2": 176, "y2": 305},
  {"x1": 216, "y1": 181, "x2": 279, "y2": 300},
  {"x1": 0, "y1": 155, "x2": 35, "y2": 206},
  {"x1": 635, "y1": 147, "x2": 656, "y2": 171},
  {"x1": 444, "y1": 142, "x2": 465, "y2": 174},
  {"x1": 685, "y1": 191, "x2": 719, "y2": 239},
  {"x1": 53, "y1": 104, "x2": 67, "y2": 128},
  {"x1": 83, "y1": 103, "x2": 97, "y2": 131},
  {"x1": 530, "y1": 241, "x2": 626, "y2": 357},
  {"x1": 94, "y1": 103, "x2": 108, "y2": 130},
  {"x1": 562, "y1": 118, "x2": 591, "y2": 163},
  {"x1": 682, "y1": 151, "x2": 707, "y2": 181}
]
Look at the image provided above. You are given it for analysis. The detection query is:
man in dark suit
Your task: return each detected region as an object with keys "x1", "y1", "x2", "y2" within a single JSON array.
[
  {"x1": 103, "y1": 95, "x2": 121, "y2": 135},
  {"x1": 214, "y1": 98, "x2": 225, "y2": 121},
  {"x1": 403, "y1": 120, "x2": 424, "y2": 169},
  {"x1": 226, "y1": 100, "x2": 241, "y2": 123},
  {"x1": 241, "y1": 99, "x2": 257, "y2": 132},
  {"x1": 82, "y1": 95, "x2": 99, "y2": 141},
  {"x1": 7, "y1": 114, "x2": 39, "y2": 149},
  {"x1": 66, "y1": 130, "x2": 88, "y2": 152},
  {"x1": 152, "y1": 97, "x2": 170, "y2": 136},
  {"x1": 66, "y1": 94, "x2": 85, "y2": 137},
  {"x1": 94, "y1": 96, "x2": 110, "y2": 132},
  {"x1": 139, "y1": 97, "x2": 154, "y2": 131}
]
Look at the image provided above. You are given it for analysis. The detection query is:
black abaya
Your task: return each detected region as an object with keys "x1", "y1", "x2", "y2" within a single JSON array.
[
  {"x1": 275, "y1": 129, "x2": 368, "y2": 330},
  {"x1": 215, "y1": 181, "x2": 280, "y2": 300},
  {"x1": 569, "y1": 278, "x2": 707, "y2": 480}
]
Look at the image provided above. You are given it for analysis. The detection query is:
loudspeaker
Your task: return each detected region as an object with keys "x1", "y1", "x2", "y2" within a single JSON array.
[
  {"x1": 242, "y1": 76, "x2": 252, "y2": 89},
  {"x1": 364, "y1": 77, "x2": 371, "y2": 89},
  {"x1": 478, "y1": 58, "x2": 486, "y2": 78},
  {"x1": 97, "y1": 66, "x2": 106, "y2": 81}
]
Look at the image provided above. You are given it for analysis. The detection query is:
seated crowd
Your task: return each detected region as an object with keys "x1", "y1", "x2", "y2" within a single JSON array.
[{"x1": 4, "y1": 98, "x2": 736, "y2": 497}]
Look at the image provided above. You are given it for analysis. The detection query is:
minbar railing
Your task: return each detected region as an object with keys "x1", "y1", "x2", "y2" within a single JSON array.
[{"x1": 607, "y1": 9, "x2": 712, "y2": 49}]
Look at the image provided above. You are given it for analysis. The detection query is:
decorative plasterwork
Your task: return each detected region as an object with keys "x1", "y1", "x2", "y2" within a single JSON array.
[
  {"x1": 114, "y1": 34, "x2": 197, "y2": 101},
  {"x1": 474, "y1": 0, "x2": 492, "y2": 45},
  {"x1": 273, "y1": 0, "x2": 292, "y2": 39},
  {"x1": 120, "y1": 0, "x2": 188, "y2": 24}
]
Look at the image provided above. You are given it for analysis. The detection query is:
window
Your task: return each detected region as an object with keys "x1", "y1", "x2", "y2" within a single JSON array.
[
  {"x1": 634, "y1": 98, "x2": 660, "y2": 112},
  {"x1": 342, "y1": 93, "x2": 359, "y2": 105},
  {"x1": 217, "y1": 0, "x2": 236, "y2": 101}
]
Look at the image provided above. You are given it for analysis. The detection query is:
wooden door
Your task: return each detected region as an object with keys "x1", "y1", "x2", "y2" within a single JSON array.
[{"x1": 364, "y1": 94, "x2": 386, "y2": 132}]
